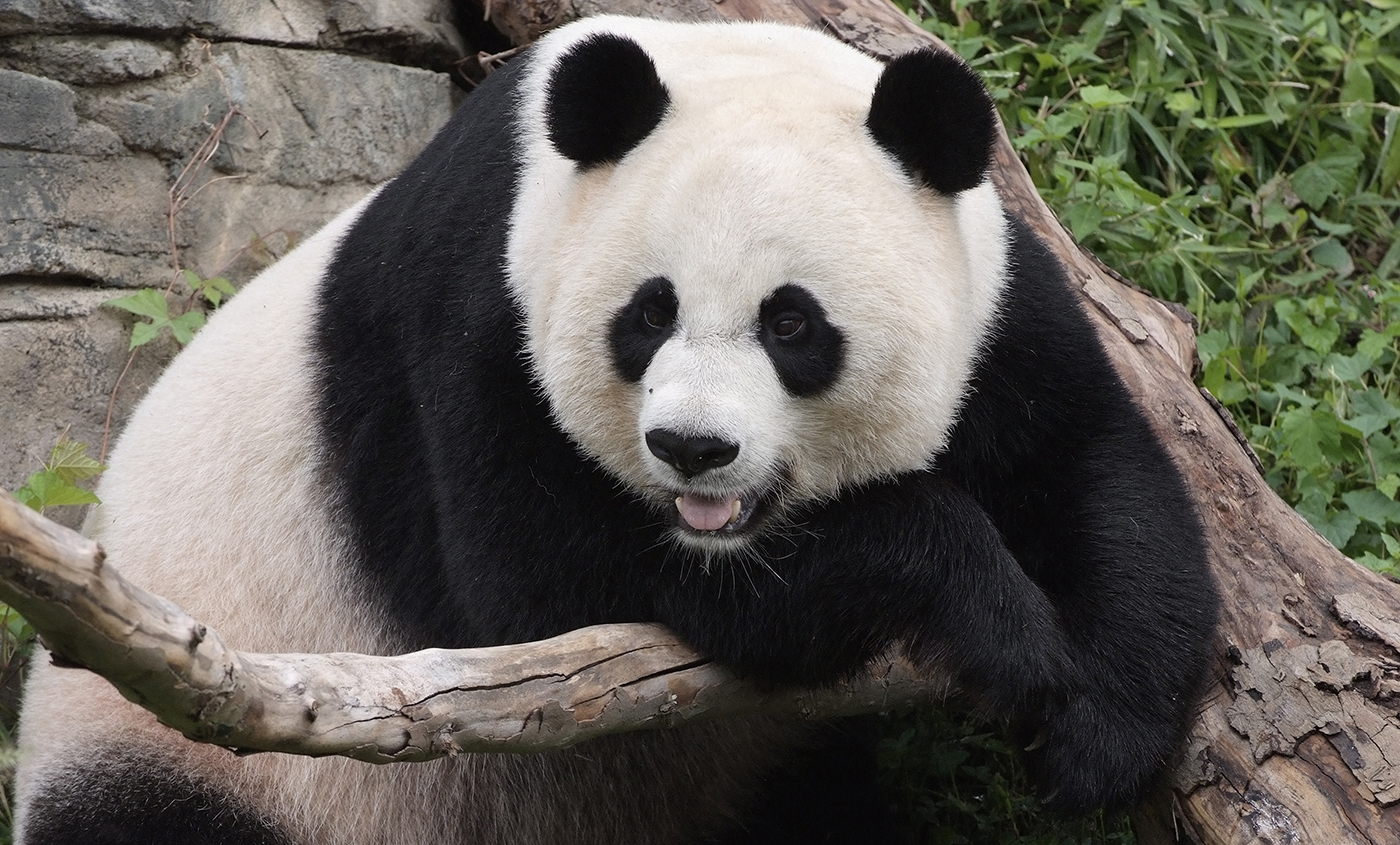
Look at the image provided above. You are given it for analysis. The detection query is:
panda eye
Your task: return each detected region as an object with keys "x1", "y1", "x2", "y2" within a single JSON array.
[
  {"x1": 770, "y1": 313, "x2": 806, "y2": 339},
  {"x1": 642, "y1": 304, "x2": 673, "y2": 331}
]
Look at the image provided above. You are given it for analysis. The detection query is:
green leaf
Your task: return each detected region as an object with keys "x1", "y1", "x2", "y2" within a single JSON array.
[
  {"x1": 170, "y1": 310, "x2": 206, "y2": 345},
  {"x1": 129, "y1": 320, "x2": 161, "y2": 349},
  {"x1": 1358, "y1": 326, "x2": 1400, "y2": 361},
  {"x1": 1291, "y1": 163, "x2": 1343, "y2": 209},
  {"x1": 1272, "y1": 382, "x2": 1319, "y2": 409},
  {"x1": 1310, "y1": 216, "x2": 1355, "y2": 237},
  {"x1": 1275, "y1": 299, "x2": 1340, "y2": 355},
  {"x1": 1322, "y1": 352, "x2": 1371, "y2": 384},
  {"x1": 1280, "y1": 407, "x2": 1343, "y2": 472},
  {"x1": 1213, "y1": 114, "x2": 1273, "y2": 129},
  {"x1": 1310, "y1": 239, "x2": 1354, "y2": 277},
  {"x1": 1341, "y1": 489, "x2": 1400, "y2": 527},
  {"x1": 47, "y1": 439, "x2": 104, "y2": 484},
  {"x1": 200, "y1": 276, "x2": 236, "y2": 308},
  {"x1": 12, "y1": 487, "x2": 39, "y2": 511},
  {"x1": 18, "y1": 470, "x2": 100, "y2": 511},
  {"x1": 1078, "y1": 85, "x2": 1131, "y2": 107},
  {"x1": 1381, "y1": 476, "x2": 1400, "y2": 500},
  {"x1": 105, "y1": 289, "x2": 170, "y2": 322},
  {"x1": 1356, "y1": 551, "x2": 1399, "y2": 576},
  {"x1": 1165, "y1": 91, "x2": 1199, "y2": 116},
  {"x1": 1063, "y1": 202, "x2": 1104, "y2": 241},
  {"x1": 1300, "y1": 505, "x2": 1360, "y2": 550},
  {"x1": 1341, "y1": 59, "x2": 1376, "y2": 104},
  {"x1": 1349, "y1": 389, "x2": 1400, "y2": 438}
]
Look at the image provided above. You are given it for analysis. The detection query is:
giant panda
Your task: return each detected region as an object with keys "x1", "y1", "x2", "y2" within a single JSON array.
[{"x1": 13, "y1": 15, "x2": 1218, "y2": 845}]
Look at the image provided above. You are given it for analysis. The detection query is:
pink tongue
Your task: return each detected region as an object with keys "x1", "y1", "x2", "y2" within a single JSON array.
[{"x1": 678, "y1": 493, "x2": 737, "y2": 531}]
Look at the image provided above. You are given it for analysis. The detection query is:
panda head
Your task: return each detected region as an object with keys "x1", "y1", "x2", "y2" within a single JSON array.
[{"x1": 508, "y1": 20, "x2": 1010, "y2": 554}]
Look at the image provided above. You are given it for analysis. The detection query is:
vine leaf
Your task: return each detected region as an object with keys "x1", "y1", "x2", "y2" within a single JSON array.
[
  {"x1": 105, "y1": 289, "x2": 207, "y2": 349},
  {"x1": 11, "y1": 439, "x2": 105, "y2": 513}
]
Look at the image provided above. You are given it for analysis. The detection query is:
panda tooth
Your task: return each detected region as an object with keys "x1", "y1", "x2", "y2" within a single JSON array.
[
  {"x1": 675, "y1": 496, "x2": 684, "y2": 512},
  {"x1": 728, "y1": 498, "x2": 742, "y2": 525}
]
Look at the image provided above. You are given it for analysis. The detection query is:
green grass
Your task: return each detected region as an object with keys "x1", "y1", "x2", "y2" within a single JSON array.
[{"x1": 910, "y1": 0, "x2": 1400, "y2": 573}]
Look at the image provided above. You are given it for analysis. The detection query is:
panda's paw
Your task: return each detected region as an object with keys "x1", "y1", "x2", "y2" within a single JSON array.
[{"x1": 1024, "y1": 695, "x2": 1170, "y2": 814}]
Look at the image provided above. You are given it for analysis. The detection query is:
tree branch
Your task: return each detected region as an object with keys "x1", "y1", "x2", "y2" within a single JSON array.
[{"x1": 0, "y1": 490, "x2": 948, "y2": 762}]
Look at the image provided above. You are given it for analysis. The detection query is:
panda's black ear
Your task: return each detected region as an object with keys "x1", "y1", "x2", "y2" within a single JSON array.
[
  {"x1": 866, "y1": 49, "x2": 996, "y2": 194},
  {"x1": 545, "y1": 33, "x2": 671, "y2": 168}
]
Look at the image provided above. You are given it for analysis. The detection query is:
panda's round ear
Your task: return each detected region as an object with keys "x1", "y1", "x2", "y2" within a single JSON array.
[
  {"x1": 545, "y1": 33, "x2": 671, "y2": 168},
  {"x1": 865, "y1": 49, "x2": 996, "y2": 194}
]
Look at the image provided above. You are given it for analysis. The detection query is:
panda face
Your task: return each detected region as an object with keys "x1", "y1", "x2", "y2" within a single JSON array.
[{"x1": 508, "y1": 18, "x2": 1010, "y2": 552}]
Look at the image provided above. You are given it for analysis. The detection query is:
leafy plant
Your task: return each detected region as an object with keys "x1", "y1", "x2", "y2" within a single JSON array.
[
  {"x1": 182, "y1": 269, "x2": 236, "y2": 309},
  {"x1": 103, "y1": 268, "x2": 237, "y2": 351},
  {"x1": 104, "y1": 288, "x2": 206, "y2": 350},
  {"x1": 907, "y1": 0, "x2": 1400, "y2": 574},
  {"x1": 881, "y1": 708, "x2": 1136, "y2": 845},
  {"x1": 12, "y1": 438, "x2": 105, "y2": 514}
]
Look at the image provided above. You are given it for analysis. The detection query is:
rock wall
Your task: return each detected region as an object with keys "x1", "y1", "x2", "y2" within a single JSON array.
[{"x1": 0, "y1": 0, "x2": 469, "y2": 521}]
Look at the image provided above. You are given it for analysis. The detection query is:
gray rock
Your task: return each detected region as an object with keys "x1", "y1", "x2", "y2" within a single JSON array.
[
  {"x1": 573, "y1": 0, "x2": 718, "y2": 24},
  {"x1": 2, "y1": 18, "x2": 458, "y2": 500},
  {"x1": 0, "y1": 281, "x2": 117, "y2": 321},
  {"x1": 0, "y1": 68, "x2": 122, "y2": 154},
  {"x1": 0, "y1": 148, "x2": 171, "y2": 288},
  {"x1": 0, "y1": 35, "x2": 175, "y2": 85},
  {"x1": 1, "y1": 40, "x2": 453, "y2": 288},
  {"x1": 0, "y1": 291, "x2": 177, "y2": 527},
  {"x1": 0, "y1": 0, "x2": 465, "y2": 68}
]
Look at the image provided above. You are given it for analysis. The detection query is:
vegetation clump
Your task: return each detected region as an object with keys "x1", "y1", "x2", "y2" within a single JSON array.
[{"x1": 913, "y1": 0, "x2": 1400, "y2": 574}]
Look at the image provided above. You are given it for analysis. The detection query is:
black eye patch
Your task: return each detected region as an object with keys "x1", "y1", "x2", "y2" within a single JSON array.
[
  {"x1": 758, "y1": 284, "x2": 845, "y2": 396},
  {"x1": 610, "y1": 277, "x2": 678, "y2": 382}
]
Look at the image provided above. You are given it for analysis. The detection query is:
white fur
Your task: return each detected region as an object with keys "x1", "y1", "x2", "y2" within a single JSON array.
[{"x1": 508, "y1": 17, "x2": 1010, "y2": 547}]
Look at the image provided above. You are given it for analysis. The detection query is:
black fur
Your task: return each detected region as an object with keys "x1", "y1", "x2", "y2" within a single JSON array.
[
  {"x1": 23, "y1": 751, "x2": 291, "y2": 845},
  {"x1": 757, "y1": 283, "x2": 846, "y2": 396},
  {"x1": 610, "y1": 276, "x2": 678, "y2": 381},
  {"x1": 301, "y1": 35, "x2": 1217, "y2": 836},
  {"x1": 546, "y1": 34, "x2": 671, "y2": 167},
  {"x1": 712, "y1": 721, "x2": 899, "y2": 844},
  {"x1": 866, "y1": 49, "x2": 996, "y2": 194}
]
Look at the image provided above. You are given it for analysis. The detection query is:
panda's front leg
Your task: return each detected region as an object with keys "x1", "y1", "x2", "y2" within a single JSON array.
[{"x1": 657, "y1": 476, "x2": 1081, "y2": 745}]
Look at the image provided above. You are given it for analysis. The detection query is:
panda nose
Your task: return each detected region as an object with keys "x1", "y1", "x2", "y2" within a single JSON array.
[{"x1": 645, "y1": 429, "x2": 740, "y2": 478}]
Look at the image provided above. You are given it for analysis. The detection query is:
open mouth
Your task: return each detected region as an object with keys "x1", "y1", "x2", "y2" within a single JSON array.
[{"x1": 672, "y1": 489, "x2": 770, "y2": 535}]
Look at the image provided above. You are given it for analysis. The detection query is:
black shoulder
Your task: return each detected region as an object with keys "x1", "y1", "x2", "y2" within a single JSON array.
[
  {"x1": 312, "y1": 54, "x2": 666, "y2": 650},
  {"x1": 939, "y1": 214, "x2": 1208, "y2": 592},
  {"x1": 312, "y1": 56, "x2": 547, "y2": 649}
]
